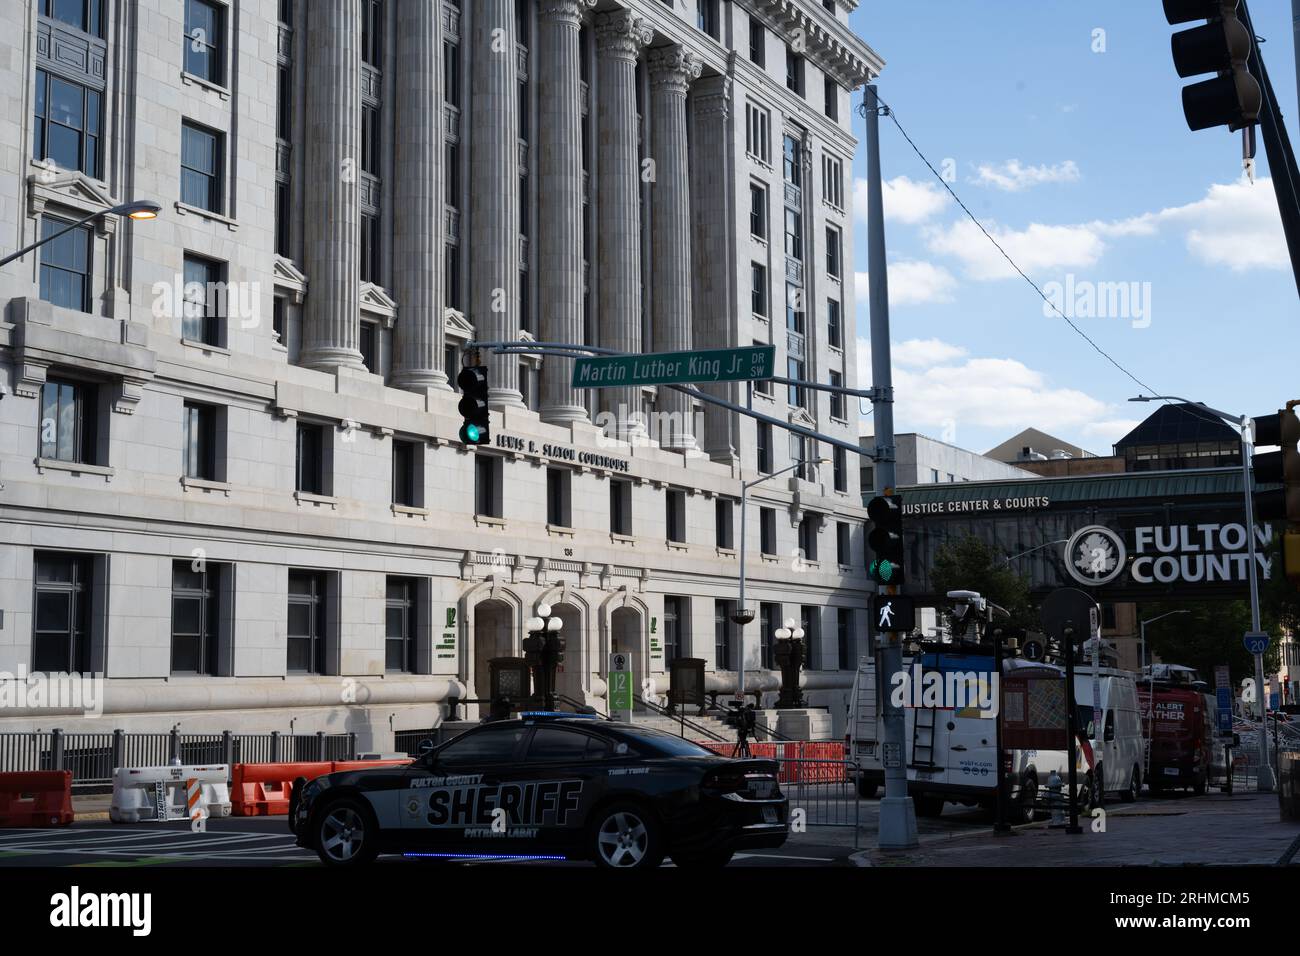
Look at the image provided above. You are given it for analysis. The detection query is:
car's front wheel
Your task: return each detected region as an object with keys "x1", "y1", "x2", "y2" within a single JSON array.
[
  {"x1": 315, "y1": 798, "x2": 378, "y2": 867},
  {"x1": 589, "y1": 803, "x2": 664, "y2": 870}
]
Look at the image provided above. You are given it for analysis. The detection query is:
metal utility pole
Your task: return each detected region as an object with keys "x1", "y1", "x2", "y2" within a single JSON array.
[{"x1": 864, "y1": 83, "x2": 917, "y2": 850}]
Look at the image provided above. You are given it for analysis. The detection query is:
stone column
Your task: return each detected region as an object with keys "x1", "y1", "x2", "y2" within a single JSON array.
[
  {"x1": 301, "y1": 0, "x2": 364, "y2": 371},
  {"x1": 537, "y1": 0, "x2": 595, "y2": 425},
  {"x1": 470, "y1": 0, "x2": 523, "y2": 407},
  {"x1": 691, "y1": 76, "x2": 739, "y2": 461},
  {"x1": 648, "y1": 46, "x2": 702, "y2": 450},
  {"x1": 391, "y1": 0, "x2": 447, "y2": 391},
  {"x1": 594, "y1": 10, "x2": 653, "y2": 439}
]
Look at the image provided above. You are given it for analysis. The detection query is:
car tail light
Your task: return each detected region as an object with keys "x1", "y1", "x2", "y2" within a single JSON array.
[{"x1": 703, "y1": 771, "x2": 748, "y2": 794}]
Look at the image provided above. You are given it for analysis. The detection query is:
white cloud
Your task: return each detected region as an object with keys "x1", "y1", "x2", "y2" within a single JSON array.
[
  {"x1": 854, "y1": 174, "x2": 950, "y2": 226},
  {"x1": 857, "y1": 336, "x2": 1117, "y2": 437},
  {"x1": 1151, "y1": 178, "x2": 1288, "y2": 272},
  {"x1": 973, "y1": 159, "x2": 1081, "y2": 192},
  {"x1": 925, "y1": 219, "x2": 1106, "y2": 280},
  {"x1": 1082, "y1": 419, "x2": 1140, "y2": 445},
  {"x1": 855, "y1": 261, "x2": 960, "y2": 307}
]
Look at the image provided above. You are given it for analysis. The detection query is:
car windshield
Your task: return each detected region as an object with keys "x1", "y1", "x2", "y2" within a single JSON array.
[{"x1": 615, "y1": 727, "x2": 716, "y2": 757}]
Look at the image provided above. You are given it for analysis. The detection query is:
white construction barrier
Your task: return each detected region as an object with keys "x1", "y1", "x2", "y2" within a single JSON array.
[{"x1": 109, "y1": 763, "x2": 232, "y2": 824}]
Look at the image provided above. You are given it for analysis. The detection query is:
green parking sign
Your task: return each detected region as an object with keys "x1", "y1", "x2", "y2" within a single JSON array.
[{"x1": 609, "y1": 653, "x2": 633, "y2": 720}]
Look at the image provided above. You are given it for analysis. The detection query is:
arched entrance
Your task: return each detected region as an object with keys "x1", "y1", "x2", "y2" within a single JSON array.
[
  {"x1": 473, "y1": 599, "x2": 514, "y2": 702},
  {"x1": 553, "y1": 602, "x2": 584, "y2": 704},
  {"x1": 611, "y1": 606, "x2": 643, "y2": 708}
]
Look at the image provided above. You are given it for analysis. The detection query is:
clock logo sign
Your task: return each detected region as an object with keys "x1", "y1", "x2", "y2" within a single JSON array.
[{"x1": 1064, "y1": 525, "x2": 1127, "y2": 587}]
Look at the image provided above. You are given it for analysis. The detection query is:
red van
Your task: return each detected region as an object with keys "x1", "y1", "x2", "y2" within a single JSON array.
[{"x1": 1137, "y1": 683, "x2": 1212, "y2": 795}]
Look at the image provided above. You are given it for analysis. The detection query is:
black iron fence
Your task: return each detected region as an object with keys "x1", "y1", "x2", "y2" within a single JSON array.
[{"x1": 0, "y1": 729, "x2": 357, "y2": 787}]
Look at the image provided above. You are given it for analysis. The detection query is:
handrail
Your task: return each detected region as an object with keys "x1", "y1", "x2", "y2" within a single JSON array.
[{"x1": 634, "y1": 694, "x2": 728, "y2": 742}]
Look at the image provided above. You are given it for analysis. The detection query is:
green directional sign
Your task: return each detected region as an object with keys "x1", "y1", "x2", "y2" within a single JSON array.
[{"x1": 572, "y1": 345, "x2": 775, "y2": 389}]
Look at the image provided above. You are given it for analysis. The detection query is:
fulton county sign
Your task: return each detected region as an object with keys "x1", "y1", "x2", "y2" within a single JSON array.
[
  {"x1": 1064, "y1": 521, "x2": 1272, "y2": 590},
  {"x1": 572, "y1": 345, "x2": 775, "y2": 389}
]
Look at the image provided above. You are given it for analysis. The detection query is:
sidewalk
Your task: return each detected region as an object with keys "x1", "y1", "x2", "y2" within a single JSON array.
[{"x1": 849, "y1": 793, "x2": 1300, "y2": 867}]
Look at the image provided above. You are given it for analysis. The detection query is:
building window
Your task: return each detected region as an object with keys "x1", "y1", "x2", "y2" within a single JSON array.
[
  {"x1": 181, "y1": 121, "x2": 222, "y2": 213},
  {"x1": 715, "y1": 498, "x2": 734, "y2": 549},
  {"x1": 787, "y1": 357, "x2": 805, "y2": 408},
  {"x1": 760, "y1": 602, "x2": 779, "y2": 669},
  {"x1": 826, "y1": 225, "x2": 842, "y2": 279},
  {"x1": 275, "y1": 181, "x2": 291, "y2": 257},
  {"x1": 519, "y1": 361, "x2": 539, "y2": 411},
  {"x1": 183, "y1": 402, "x2": 218, "y2": 481},
  {"x1": 798, "y1": 515, "x2": 818, "y2": 562},
  {"x1": 392, "y1": 438, "x2": 420, "y2": 507},
  {"x1": 754, "y1": 340, "x2": 773, "y2": 397},
  {"x1": 445, "y1": 142, "x2": 460, "y2": 205},
  {"x1": 33, "y1": 70, "x2": 101, "y2": 177},
  {"x1": 295, "y1": 422, "x2": 327, "y2": 495},
  {"x1": 38, "y1": 216, "x2": 92, "y2": 313},
  {"x1": 783, "y1": 134, "x2": 802, "y2": 187},
  {"x1": 751, "y1": 263, "x2": 768, "y2": 318},
  {"x1": 748, "y1": 17, "x2": 765, "y2": 65},
  {"x1": 272, "y1": 297, "x2": 287, "y2": 342},
  {"x1": 182, "y1": 254, "x2": 223, "y2": 345},
  {"x1": 759, "y1": 506, "x2": 776, "y2": 555},
  {"x1": 475, "y1": 454, "x2": 502, "y2": 518},
  {"x1": 547, "y1": 467, "x2": 571, "y2": 527},
  {"x1": 696, "y1": 0, "x2": 719, "y2": 39},
  {"x1": 360, "y1": 213, "x2": 380, "y2": 284},
  {"x1": 663, "y1": 595, "x2": 685, "y2": 664},
  {"x1": 745, "y1": 103, "x2": 770, "y2": 164},
  {"x1": 610, "y1": 479, "x2": 632, "y2": 535},
  {"x1": 361, "y1": 104, "x2": 381, "y2": 176},
  {"x1": 361, "y1": 0, "x2": 384, "y2": 68},
  {"x1": 827, "y1": 298, "x2": 842, "y2": 349},
  {"x1": 277, "y1": 64, "x2": 292, "y2": 141},
  {"x1": 785, "y1": 47, "x2": 805, "y2": 96},
  {"x1": 802, "y1": 605, "x2": 819, "y2": 669},
  {"x1": 824, "y1": 76, "x2": 839, "y2": 121},
  {"x1": 822, "y1": 154, "x2": 844, "y2": 209},
  {"x1": 445, "y1": 243, "x2": 461, "y2": 310},
  {"x1": 40, "y1": 0, "x2": 105, "y2": 37},
  {"x1": 666, "y1": 489, "x2": 686, "y2": 544},
  {"x1": 385, "y1": 576, "x2": 416, "y2": 673},
  {"x1": 749, "y1": 183, "x2": 767, "y2": 239},
  {"x1": 930, "y1": 468, "x2": 940, "y2": 484},
  {"x1": 33, "y1": 551, "x2": 94, "y2": 674},
  {"x1": 359, "y1": 320, "x2": 378, "y2": 372},
  {"x1": 443, "y1": 39, "x2": 461, "y2": 106},
  {"x1": 184, "y1": 0, "x2": 225, "y2": 85},
  {"x1": 39, "y1": 378, "x2": 98, "y2": 464},
  {"x1": 784, "y1": 208, "x2": 803, "y2": 261},
  {"x1": 837, "y1": 608, "x2": 852, "y2": 671},
  {"x1": 287, "y1": 570, "x2": 327, "y2": 674},
  {"x1": 172, "y1": 561, "x2": 223, "y2": 675},
  {"x1": 837, "y1": 521, "x2": 851, "y2": 566},
  {"x1": 715, "y1": 599, "x2": 738, "y2": 671},
  {"x1": 833, "y1": 446, "x2": 847, "y2": 492},
  {"x1": 829, "y1": 370, "x2": 845, "y2": 420},
  {"x1": 757, "y1": 421, "x2": 772, "y2": 473}
]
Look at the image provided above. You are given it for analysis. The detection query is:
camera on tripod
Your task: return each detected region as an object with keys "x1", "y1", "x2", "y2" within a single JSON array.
[{"x1": 722, "y1": 698, "x2": 756, "y2": 733}]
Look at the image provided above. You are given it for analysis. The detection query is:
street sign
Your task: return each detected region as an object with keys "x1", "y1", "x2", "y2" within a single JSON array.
[
  {"x1": 881, "y1": 742, "x2": 902, "y2": 769},
  {"x1": 572, "y1": 345, "x2": 775, "y2": 389},
  {"x1": 608, "y1": 653, "x2": 633, "y2": 721},
  {"x1": 1243, "y1": 631, "x2": 1270, "y2": 655},
  {"x1": 1216, "y1": 687, "x2": 1234, "y2": 734},
  {"x1": 1022, "y1": 639, "x2": 1045, "y2": 662},
  {"x1": 871, "y1": 594, "x2": 915, "y2": 633}
]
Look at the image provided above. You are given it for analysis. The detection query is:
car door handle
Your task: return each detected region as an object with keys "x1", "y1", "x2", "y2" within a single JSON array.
[{"x1": 951, "y1": 745, "x2": 967, "y2": 752}]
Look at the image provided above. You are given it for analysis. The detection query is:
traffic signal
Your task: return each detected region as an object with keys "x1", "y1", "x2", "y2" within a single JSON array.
[
  {"x1": 1252, "y1": 406, "x2": 1300, "y2": 585},
  {"x1": 867, "y1": 494, "x2": 905, "y2": 586},
  {"x1": 1163, "y1": 0, "x2": 1261, "y2": 132},
  {"x1": 457, "y1": 364, "x2": 490, "y2": 445}
]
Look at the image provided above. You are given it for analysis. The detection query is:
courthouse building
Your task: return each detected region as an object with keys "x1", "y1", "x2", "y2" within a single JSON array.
[{"x1": 0, "y1": 0, "x2": 881, "y2": 746}]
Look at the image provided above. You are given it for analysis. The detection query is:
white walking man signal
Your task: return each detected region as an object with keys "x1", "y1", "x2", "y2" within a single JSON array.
[{"x1": 878, "y1": 602, "x2": 894, "y2": 629}]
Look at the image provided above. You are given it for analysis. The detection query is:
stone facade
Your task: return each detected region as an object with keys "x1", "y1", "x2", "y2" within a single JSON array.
[{"x1": 0, "y1": 0, "x2": 882, "y2": 749}]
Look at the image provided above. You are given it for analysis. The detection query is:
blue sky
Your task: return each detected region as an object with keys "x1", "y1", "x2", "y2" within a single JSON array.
[{"x1": 846, "y1": 0, "x2": 1296, "y2": 457}]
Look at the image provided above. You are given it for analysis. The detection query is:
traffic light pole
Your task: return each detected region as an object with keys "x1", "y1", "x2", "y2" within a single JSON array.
[{"x1": 864, "y1": 83, "x2": 918, "y2": 850}]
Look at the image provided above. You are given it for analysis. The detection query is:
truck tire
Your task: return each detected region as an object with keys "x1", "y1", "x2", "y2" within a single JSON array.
[
  {"x1": 913, "y1": 795, "x2": 944, "y2": 818},
  {"x1": 1120, "y1": 766, "x2": 1139, "y2": 803},
  {"x1": 1193, "y1": 771, "x2": 1207, "y2": 796},
  {"x1": 1015, "y1": 773, "x2": 1038, "y2": 824},
  {"x1": 857, "y1": 780, "x2": 879, "y2": 799}
]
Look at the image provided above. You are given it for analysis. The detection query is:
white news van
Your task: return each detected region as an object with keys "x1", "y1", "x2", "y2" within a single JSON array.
[{"x1": 849, "y1": 649, "x2": 1145, "y2": 819}]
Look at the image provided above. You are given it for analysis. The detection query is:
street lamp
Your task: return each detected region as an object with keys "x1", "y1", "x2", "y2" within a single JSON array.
[
  {"x1": 0, "y1": 200, "x2": 162, "y2": 269},
  {"x1": 994, "y1": 539, "x2": 1068, "y2": 567},
  {"x1": 525, "y1": 602, "x2": 564, "y2": 711},
  {"x1": 1130, "y1": 394, "x2": 1273, "y2": 791},
  {"x1": 1139, "y1": 609, "x2": 1190, "y2": 779},
  {"x1": 774, "y1": 617, "x2": 805, "y2": 643},
  {"x1": 735, "y1": 458, "x2": 829, "y2": 704}
]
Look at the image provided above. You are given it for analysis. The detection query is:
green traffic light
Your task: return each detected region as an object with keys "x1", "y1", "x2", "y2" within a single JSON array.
[{"x1": 465, "y1": 424, "x2": 481, "y2": 443}]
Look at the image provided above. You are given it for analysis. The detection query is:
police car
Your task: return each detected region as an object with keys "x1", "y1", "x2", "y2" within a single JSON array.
[{"x1": 291, "y1": 713, "x2": 788, "y2": 869}]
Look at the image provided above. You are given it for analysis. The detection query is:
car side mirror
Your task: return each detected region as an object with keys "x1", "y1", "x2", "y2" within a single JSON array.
[{"x1": 418, "y1": 738, "x2": 435, "y2": 755}]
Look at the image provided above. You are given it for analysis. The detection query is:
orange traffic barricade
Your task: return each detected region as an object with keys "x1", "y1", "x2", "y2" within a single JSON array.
[
  {"x1": 0, "y1": 771, "x2": 74, "y2": 827},
  {"x1": 230, "y1": 762, "x2": 333, "y2": 817}
]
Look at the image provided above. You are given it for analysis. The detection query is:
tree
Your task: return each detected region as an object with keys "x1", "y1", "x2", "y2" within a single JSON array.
[
  {"x1": 1136, "y1": 598, "x2": 1279, "y2": 686},
  {"x1": 930, "y1": 534, "x2": 1035, "y2": 635}
]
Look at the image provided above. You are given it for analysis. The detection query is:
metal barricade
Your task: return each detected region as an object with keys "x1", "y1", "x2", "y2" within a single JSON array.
[{"x1": 775, "y1": 755, "x2": 860, "y2": 848}]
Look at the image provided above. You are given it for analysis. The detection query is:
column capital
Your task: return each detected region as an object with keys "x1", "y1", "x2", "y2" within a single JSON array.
[
  {"x1": 647, "y1": 45, "x2": 703, "y2": 95},
  {"x1": 540, "y1": 0, "x2": 596, "y2": 27},
  {"x1": 694, "y1": 75, "x2": 732, "y2": 119},
  {"x1": 594, "y1": 9, "x2": 653, "y2": 61}
]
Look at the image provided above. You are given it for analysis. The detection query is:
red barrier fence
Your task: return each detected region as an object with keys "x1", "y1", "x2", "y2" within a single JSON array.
[
  {"x1": 230, "y1": 759, "x2": 412, "y2": 816},
  {"x1": 0, "y1": 771, "x2": 74, "y2": 827},
  {"x1": 695, "y1": 741, "x2": 847, "y2": 783}
]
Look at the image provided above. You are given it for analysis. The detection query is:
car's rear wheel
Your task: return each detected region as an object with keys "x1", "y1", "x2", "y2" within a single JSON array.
[
  {"x1": 589, "y1": 803, "x2": 664, "y2": 870},
  {"x1": 315, "y1": 798, "x2": 378, "y2": 867},
  {"x1": 1193, "y1": 771, "x2": 1208, "y2": 796},
  {"x1": 1120, "y1": 767, "x2": 1139, "y2": 803},
  {"x1": 670, "y1": 848, "x2": 734, "y2": 869},
  {"x1": 1015, "y1": 774, "x2": 1038, "y2": 824}
]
